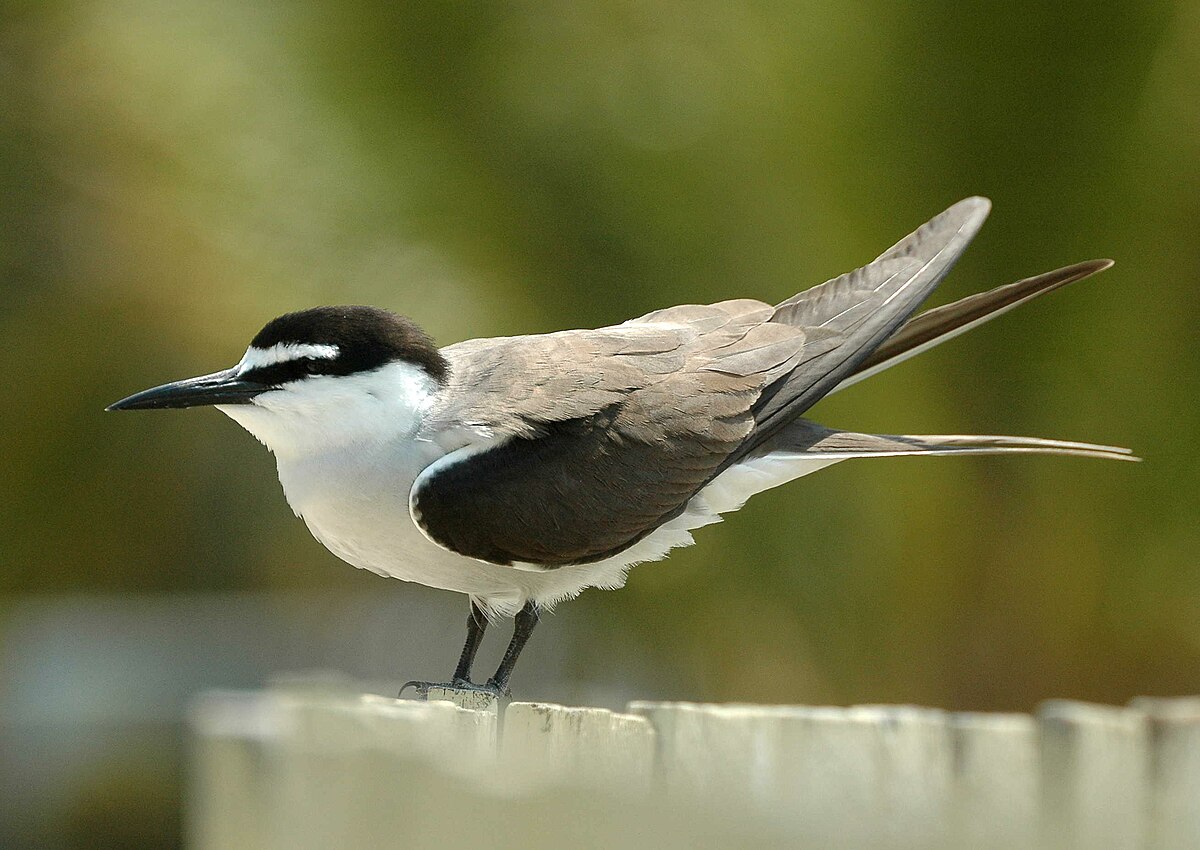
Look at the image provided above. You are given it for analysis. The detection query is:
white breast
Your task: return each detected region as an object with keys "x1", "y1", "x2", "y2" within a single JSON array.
[
  {"x1": 275, "y1": 439, "x2": 491, "y2": 587},
  {"x1": 270, "y1": 438, "x2": 851, "y2": 618},
  {"x1": 218, "y1": 358, "x2": 850, "y2": 617}
]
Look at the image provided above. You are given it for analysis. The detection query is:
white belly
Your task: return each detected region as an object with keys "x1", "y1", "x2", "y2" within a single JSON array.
[
  {"x1": 273, "y1": 439, "x2": 845, "y2": 617},
  {"x1": 271, "y1": 439, "x2": 642, "y2": 616}
]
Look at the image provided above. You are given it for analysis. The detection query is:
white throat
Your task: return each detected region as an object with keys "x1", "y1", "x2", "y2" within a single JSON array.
[{"x1": 216, "y1": 360, "x2": 439, "y2": 457}]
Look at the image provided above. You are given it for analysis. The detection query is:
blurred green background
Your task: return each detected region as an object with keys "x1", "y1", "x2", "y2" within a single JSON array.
[{"x1": 2, "y1": 1, "x2": 1197, "y2": 847}]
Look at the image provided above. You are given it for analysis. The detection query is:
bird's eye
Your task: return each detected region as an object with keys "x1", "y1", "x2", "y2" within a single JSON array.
[{"x1": 301, "y1": 358, "x2": 321, "y2": 374}]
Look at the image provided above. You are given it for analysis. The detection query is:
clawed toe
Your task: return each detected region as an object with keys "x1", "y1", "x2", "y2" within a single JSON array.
[
  {"x1": 398, "y1": 679, "x2": 435, "y2": 698},
  {"x1": 398, "y1": 679, "x2": 509, "y2": 700}
]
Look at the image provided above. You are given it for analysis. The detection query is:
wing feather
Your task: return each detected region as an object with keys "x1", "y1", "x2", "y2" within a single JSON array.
[
  {"x1": 410, "y1": 198, "x2": 1064, "y2": 568},
  {"x1": 835, "y1": 259, "x2": 1114, "y2": 391}
]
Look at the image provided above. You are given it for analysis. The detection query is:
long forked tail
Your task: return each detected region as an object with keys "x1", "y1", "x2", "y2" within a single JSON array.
[
  {"x1": 789, "y1": 427, "x2": 1139, "y2": 463},
  {"x1": 700, "y1": 420, "x2": 1136, "y2": 516}
]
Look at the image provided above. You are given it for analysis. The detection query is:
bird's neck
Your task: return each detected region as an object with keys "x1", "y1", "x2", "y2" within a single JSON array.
[{"x1": 216, "y1": 361, "x2": 441, "y2": 458}]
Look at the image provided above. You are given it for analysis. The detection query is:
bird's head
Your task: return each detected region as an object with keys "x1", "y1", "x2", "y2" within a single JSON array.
[{"x1": 108, "y1": 306, "x2": 447, "y2": 455}]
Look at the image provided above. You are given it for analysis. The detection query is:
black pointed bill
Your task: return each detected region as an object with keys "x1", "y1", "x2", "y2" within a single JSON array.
[{"x1": 106, "y1": 368, "x2": 271, "y2": 411}]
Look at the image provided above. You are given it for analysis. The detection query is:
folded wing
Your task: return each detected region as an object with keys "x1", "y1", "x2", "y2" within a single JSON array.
[{"x1": 411, "y1": 198, "x2": 1026, "y2": 567}]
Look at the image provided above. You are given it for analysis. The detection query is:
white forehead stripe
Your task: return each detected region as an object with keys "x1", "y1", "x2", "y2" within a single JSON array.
[{"x1": 237, "y1": 342, "x2": 340, "y2": 373}]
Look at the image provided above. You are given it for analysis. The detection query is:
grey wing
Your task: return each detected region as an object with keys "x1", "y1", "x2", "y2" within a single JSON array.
[
  {"x1": 744, "y1": 197, "x2": 990, "y2": 442},
  {"x1": 412, "y1": 199, "x2": 988, "y2": 567},
  {"x1": 413, "y1": 302, "x2": 801, "y2": 566}
]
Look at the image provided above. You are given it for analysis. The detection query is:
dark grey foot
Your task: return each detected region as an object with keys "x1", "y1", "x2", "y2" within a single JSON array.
[{"x1": 398, "y1": 678, "x2": 511, "y2": 700}]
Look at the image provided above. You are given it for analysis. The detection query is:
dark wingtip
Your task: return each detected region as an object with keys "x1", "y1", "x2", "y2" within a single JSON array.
[
  {"x1": 1052, "y1": 258, "x2": 1114, "y2": 287},
  {"x1": 1074, "y1": 257, "x2": 1115, "y2": 274}
]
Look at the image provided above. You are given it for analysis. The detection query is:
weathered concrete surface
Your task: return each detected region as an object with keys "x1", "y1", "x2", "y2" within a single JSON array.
[{"x1": 190, "y1": 686, "x2": 1200, "y2": 850}]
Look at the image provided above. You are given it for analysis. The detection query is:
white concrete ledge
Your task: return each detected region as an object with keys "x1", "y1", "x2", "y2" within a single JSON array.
[{"x1": 188, "y1": 686, "x2": 1200, "y2": 850}]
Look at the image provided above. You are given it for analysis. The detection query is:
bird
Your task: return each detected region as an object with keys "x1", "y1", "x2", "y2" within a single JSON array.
[{"x1": 107, "y1": 197, "x2": 1135, "y2": 698}]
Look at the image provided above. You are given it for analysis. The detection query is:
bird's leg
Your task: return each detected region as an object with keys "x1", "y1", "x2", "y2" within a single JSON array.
[
  {"x1": 400, "y1": 601, "x2": 539, "y2": 699},
  {"x1": 484, "y1": 601, "x2": 540, "y2": 695},
  {"x1": 451, "y1": 602, "x2": 488, "y2": 685},
  {"x1": 400, "y1": 601, "x2": 493, "y2": 698}
]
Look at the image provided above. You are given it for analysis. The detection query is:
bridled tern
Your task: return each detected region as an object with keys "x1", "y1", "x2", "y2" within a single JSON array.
[{"x1": 108, "y1": 198, "x2": 1135, "y2": 697}]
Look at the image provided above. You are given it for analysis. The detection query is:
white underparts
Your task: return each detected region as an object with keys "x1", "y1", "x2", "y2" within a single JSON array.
[
  {"x1": 209, "y1": 345, "x2": 1127, "y2": 618},
  {"x1": 224, "y1": 371, "x2": 848, "y2": 618}
]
